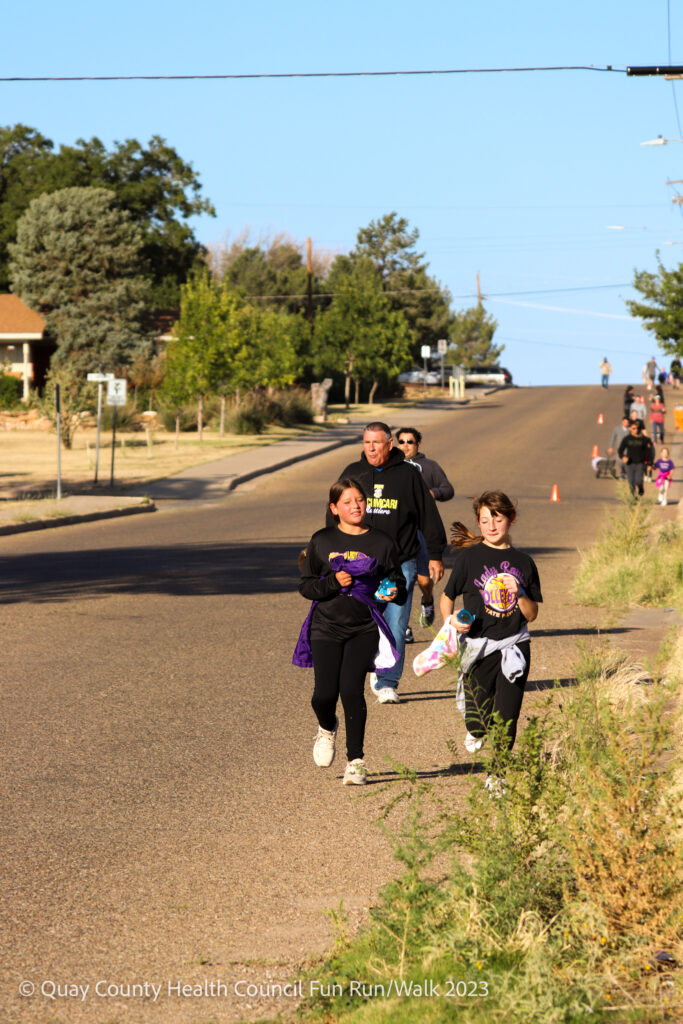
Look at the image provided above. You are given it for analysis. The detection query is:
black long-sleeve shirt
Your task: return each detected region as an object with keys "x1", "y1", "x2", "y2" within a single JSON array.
[{"x1": 300, "y1": 525, "x2": 406, "y2": 639}]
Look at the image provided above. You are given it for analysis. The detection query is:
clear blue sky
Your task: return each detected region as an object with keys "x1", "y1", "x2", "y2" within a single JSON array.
[{"x1": 5, "y1": 0, "x2": 683, "y2": 385}]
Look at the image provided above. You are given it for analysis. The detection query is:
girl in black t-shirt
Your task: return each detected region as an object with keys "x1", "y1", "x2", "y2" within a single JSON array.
[
  {"x1": 439, "y1": 490, "x2": 542, "y2": 769},
  {"x1": 294, "y1": 479, "x2": 406, "y2": 786}
]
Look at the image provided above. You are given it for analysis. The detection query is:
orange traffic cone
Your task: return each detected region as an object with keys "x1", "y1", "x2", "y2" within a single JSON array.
[
  {"x1": 591, "y1": 444, "x2": 599, "y2": 458},
  {"x1": 550, "y1": 484, "x2": 561, "y2": 502},
  {"x1": 597, "y1": 412, "x2": 604, "y2": 425}
]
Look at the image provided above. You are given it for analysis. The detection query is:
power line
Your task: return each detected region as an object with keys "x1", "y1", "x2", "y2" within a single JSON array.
[{"x1": 0, "y1": 65, "x2": 623, "y2": 84}]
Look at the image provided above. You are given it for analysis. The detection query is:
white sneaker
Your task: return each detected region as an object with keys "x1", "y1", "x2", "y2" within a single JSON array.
[
  {"x1": 313, "y1": 718, "x2": 338, "y2": 767},
  {"x1": 369, "y1": 672, "x2": 381, "y2": 694},
  {"x1": 343, "y1": 759, "x2": 367, "y2": 785},
  {"x1": 376, "y1": 687, "x2": 401, "y2": 704},
  {"x1": 464, "y1": 731, "x2": 485, "y2": 753}
]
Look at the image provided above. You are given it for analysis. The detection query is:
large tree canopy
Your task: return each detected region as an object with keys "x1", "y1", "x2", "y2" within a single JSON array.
[
  {"x1": 9, "y1": 186, "x2": 150, "y2": 375},
  {"x1": 627, "y1": 260, "x2": 683, "y2": 356},
  {"x1": 0, "y1": 124, "x2": 214, "y2": 305},
  {"x1": 348, "y1": 212, "x2": 454, "y2": 358},
  {"x1": 315, "y1": 256, "x2": 413, "y2": 404}
]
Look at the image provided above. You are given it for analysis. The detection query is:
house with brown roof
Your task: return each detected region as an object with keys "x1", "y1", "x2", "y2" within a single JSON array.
[{"x1": 0, "y1": 295, "x2": 55, "y2": 399}]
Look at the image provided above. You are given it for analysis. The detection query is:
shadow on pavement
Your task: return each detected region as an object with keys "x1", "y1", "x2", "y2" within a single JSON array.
[
  {"x1": 531, "y1": 626, "x2": 632, "y2": 637},
  {"x1": 526, "y1": 676, "x2": 577, "y2": 692},
  {"x1": 0, "y1": 541, "x2": 305, "y2": 604}
]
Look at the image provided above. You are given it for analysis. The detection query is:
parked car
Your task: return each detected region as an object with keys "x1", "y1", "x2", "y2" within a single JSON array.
[
  {"x1": 463, "y1": 366, "x2": 513, "y2": 387},
  {"x1": 398, "y1": 368, "x2": 441, "y2": 385}
]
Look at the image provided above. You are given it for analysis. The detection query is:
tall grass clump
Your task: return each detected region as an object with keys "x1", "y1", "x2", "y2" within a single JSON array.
[
  {"x1": 574, "y1": 488, "x2": 683, "y2": 610},
  {"x1": 290, "y1": 650, "x2": 682, "y2": 1024}
]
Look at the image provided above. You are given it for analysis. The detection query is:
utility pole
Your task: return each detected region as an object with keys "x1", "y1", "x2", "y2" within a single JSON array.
[
  {"x1": 476, "y1": 273, "x2": 483, "y2": 307},
  {"x1": 306, "y1": 237, "x2": 314, "y2": 330}
]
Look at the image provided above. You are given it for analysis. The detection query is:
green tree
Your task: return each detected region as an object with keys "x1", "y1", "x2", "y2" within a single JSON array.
[
  {"x1": 350, "y1": 211, "x2": 454, "y2": 359},
  {"x1": 447, "y1": 304, "x2": 503, "y2": 367},
  {"x1": 9, "y1": 187, "x2": 150, "y2": 376},
  {"x1": 627, "y1": 259, "x2": 683, "y2": 355},
  {"x1": 163, "y1": 272, "x2": 235, "y2": 438},
  {"x1": 163, "y1": 272, "x2": 301, "y2": 436},
  {"x1": 39, "y1": 364, "x2": 96, "y2": 450},
  {"x1": 0, "y1": 125, "x2": 214, "y2": 304},
  {"x1": 315, "y1": 258, "x2": 413, "y2": 405}
]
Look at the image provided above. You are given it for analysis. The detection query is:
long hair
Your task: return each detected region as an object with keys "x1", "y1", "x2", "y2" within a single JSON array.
[
  {"x1": 450, "y1": 490, "x2": 517, "y2": 549},
  {"x1": 328, "y1": 477, "x2": 367, "y2": 521}
]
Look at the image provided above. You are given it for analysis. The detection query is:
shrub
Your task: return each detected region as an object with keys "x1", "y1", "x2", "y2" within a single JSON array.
[
  {"x1": 228, "y1": 406, "x2": 265, "y2": 434},
  {"x1": 0, "y1": 374, "x2": 22, "y2": 409},
  {"x1": 275, "y1": 388, "x2": 314, "y2": 425}
]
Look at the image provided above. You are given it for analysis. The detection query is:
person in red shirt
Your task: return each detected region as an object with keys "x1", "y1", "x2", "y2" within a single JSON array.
[{"x1": 650, "y1": 394, "x2": 666, "y2": 445}]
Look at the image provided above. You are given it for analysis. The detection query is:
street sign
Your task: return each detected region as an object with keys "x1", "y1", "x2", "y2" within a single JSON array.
[
  {"x1": 87, "y1": 372, "x2": 115, "y2": 382},
  {"x1": 420, "y1": 344, "x2": 431, "y2": 359},
  {"x1": 106, "y1": 379, "x2": 127, "y2": 406},
  {"x1": 437, "y1": 338, "x2": 448, "y2": 356}
]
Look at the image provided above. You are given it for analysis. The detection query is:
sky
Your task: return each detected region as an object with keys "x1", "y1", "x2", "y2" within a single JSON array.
[{"x1": 4, "y1": 0, "x2": 683, "y2": 386}]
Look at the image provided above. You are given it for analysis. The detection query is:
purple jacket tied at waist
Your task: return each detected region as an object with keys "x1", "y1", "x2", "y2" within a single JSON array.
[{"x1": 292, "y1": 553, "x2": 400, "y2": 673}]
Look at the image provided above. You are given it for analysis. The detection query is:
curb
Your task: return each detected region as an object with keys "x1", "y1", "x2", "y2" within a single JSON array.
[
  {"x1": 223, "y1": 432, "x2": 363, "y2": 492},
  {"x1": 0, "y1": 501, "x2": 156, "y2": 537}
]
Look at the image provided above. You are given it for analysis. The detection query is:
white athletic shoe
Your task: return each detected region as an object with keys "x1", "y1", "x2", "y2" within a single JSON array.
[
  {"x1": 369, "y1": 672, "x2": 381, "y2": 694},
  {"x1": 313, "y1": 718, "x2": 338, "y2": 767},
  {"x1": 343, "y1": 759, "x2": 367, "y2": 785},
  {"x1": 464, "y1": 731, "x2": 485, "y2": 753},
  {"x1": 376, "y1": 687, "x2": 401, "y2": 704}
]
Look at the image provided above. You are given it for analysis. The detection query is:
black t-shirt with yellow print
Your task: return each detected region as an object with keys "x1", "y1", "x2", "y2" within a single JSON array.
[{"x1": 444, "y1": 543, "x2": 542, "y2": 642}]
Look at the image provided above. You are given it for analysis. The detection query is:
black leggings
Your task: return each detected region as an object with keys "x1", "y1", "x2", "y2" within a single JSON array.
[
  {"x1": 311, "y1": 628, "x2": 378, "y2": 761},
  {"x1": 464, "y1": 643, "x2": 530, "y2": 751}
]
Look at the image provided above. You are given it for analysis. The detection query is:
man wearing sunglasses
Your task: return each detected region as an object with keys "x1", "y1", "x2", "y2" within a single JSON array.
[{"x1": 395, "y1": 427, "x2": 454, "y2": 640}]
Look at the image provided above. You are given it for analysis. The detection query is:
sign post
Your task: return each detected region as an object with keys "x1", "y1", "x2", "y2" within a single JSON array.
[
  {"x1": 87, "y1": 372, "x2": 114, "y2": 484},
  {"x1": 106, "y1": 379, "x2": 127, "y2": 486},
  {"x1": 437, "y1": 338, "x2": 448, "y2": 388},
  {"x1": 55, "y1": 383, "x2": 62, "y2": 500},
  {"x1": 420, "y1": 344, "x2": 431, "y2": 393}
]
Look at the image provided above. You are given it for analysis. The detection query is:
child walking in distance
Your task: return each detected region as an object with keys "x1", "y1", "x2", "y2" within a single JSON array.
[
  {"x1": 293, "y1": 479, "x2": 406, "y2": 786},
  {"x1": 438, "y1": 491, "x2": 542, "y2": 792},
  {"x1": 655, "y1": 447, "x2": 675, "y2": 506}
]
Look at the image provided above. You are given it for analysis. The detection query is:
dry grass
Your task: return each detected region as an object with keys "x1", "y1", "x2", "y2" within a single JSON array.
[{"x1": 0, "y1": 397, "x2": 420, "y2": 497}]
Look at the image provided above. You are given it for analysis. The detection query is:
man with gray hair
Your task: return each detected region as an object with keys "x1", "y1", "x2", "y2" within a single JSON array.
[{"x1": 328, "y1": 421, "x2": 446, "y2": 702}]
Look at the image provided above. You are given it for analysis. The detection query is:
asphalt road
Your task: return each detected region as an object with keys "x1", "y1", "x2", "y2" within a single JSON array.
[{"x1": 0, "y1": 385, "x2": 670, "y2": 1024}]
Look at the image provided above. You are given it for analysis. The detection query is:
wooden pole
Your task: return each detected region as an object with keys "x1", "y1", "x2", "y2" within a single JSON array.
[{"x1": 306, "y1": 237, "x2": 313, "y2": 329}]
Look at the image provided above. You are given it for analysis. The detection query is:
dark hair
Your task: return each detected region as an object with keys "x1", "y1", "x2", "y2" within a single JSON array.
[
  {"x1": 328, "y1": 477, "x2": 367, "y2": 521},
  {"x1": 364, "y1": 421, "x2": 392, "y2": 440},
  {"x1": 396, "y1": 426, "x2": 422, "y2": 444},
  {"x1": 450, "y1": 490, "x2": 517, "y2": 549}
]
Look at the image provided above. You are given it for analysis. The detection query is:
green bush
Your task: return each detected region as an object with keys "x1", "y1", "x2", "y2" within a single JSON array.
[
  {"x1": 159, "y1": 403, "x2": 198, "y2": 432},
  {"x1": 0, "y1": 374, "x2": 22, "y2": 409},
  {"x1": 228, "y1": 406, "x2": 265, "y2": 434},
  {"x1": 275, "y1": 388, "x2": 314, "y2": 425},
  {"x1": 99, "y1": 403, "x2": 141, "y2": 432}
]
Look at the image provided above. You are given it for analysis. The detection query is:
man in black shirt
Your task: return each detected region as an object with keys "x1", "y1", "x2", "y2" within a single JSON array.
[
  {"x1": 395, "y1": 426, "x2": 454, "y2": 635},
  {"x1": 618, "y1": 421, "x2": 654, "y2": 497}
]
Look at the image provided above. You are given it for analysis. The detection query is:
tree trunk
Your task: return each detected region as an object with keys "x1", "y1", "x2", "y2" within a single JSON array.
[
  {"x1": 198, "y1": 394, "x2": 203, "y2": 442},
  {"x1": 344, "y1": 374, "x2": 351, "y2": 411},
  {"x1": 220, "y1": 395, "x2": 226, "y2": 436},
  {"x1": 175, "y1": 414, "x2": 180, "y2": 450},
  {"x1": 368, "y1": 379, "x2": 379, "y2": 404},
  {"x1": 354, "y1": 378, "x2": 360, "y2": 405},
  {"x1": 235, "y1": 387, "x2": 241, "y2": 409}
]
